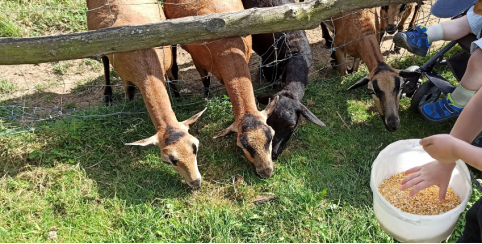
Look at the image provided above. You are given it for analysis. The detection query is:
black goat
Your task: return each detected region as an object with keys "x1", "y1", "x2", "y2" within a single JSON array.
[{"x1": 241, "y1": 0, "x2": 325, "y2": 160}]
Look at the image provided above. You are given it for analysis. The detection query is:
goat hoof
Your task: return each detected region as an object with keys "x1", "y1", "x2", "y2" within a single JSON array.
[
  {"x1": 330, "y1": 60, "x2": 338, "y2": 70},
  {"x1": 203, "y1": 88, "x2": 210, "y2": 98},
  {"x1": 104, "y1": 95, "x2": 113, "y2": 106}
]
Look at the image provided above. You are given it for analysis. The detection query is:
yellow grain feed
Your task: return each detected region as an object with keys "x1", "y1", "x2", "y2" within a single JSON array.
[{"x1": 378, "y1": 172, "x2": 461, "y2": 215}]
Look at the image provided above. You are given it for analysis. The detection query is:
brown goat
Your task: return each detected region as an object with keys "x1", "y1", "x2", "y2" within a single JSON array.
[
  {"x1": 164, "y1": 0, "x2": 279, "y2": 178},
  {"x1": 87, "y1": 0, "x2": 206, "y2": 188},
  {"x1": 323, "y1": 10, "x2": 418, "y2": 132}
]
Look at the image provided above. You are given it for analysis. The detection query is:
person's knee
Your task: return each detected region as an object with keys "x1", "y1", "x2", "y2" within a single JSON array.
[
  {"x1": 469, "y1": 49, "x2": 482, "y2": 68},
  {"x1": 469, "y1": 48, "x2": 482, "y2": 63}
]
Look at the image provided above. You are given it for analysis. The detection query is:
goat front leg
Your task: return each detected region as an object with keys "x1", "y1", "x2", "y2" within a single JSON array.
[
  {"x1": 320, "y1": 23, "x2": 334, "y2": 48},
  {"x1": 102, "y1": 56, "x2": 113, "y2": 105},
  {"x1": 398, "y1": 5, "x2": 413, "y2": 32},
  {"x1": 408, "y1": 3, "x2": 421, "y2": 30},
  {"x1": 166, "y1": 69, "x2": 181, "y2": 98},
  {"x1": 123, "y1": 81, "x2": 136, "y2": 100},
  {"x1": 194, "y1": 63, "x2": 211, "y2": 97},
  {"x1": 335, "y1": 49, "x2": 348, "y2": 76},
  {"x1": 348, "y1": 57, "x2": 361, "y2": 74},
  {"x1": 167, "y1": 45, "x2": 181, "y2": 98}
]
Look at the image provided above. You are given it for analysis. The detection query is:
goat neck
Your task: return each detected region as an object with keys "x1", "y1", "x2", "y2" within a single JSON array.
[{"x1": 87, "y1": 0, "x2": 205, "y2": 188}]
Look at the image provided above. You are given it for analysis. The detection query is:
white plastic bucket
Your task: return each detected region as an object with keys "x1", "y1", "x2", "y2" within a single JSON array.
[{"x1": 370, "y1": 139, "x2": 472, "y2": 243}]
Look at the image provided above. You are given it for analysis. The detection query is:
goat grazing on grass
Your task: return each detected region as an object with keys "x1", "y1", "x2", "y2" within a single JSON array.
[
  {"x1": 241, "y1": 0, "x2": 325, "y2": 160},
  {"x1": 322, "y1": 10, "x2": 419, "y2": 132},
  {"x1": 87, "y1": 0, "x2": 205, "y2": 188},
  {"x1": 165, "y1": 0, "x2": 280, "y2": 178}
]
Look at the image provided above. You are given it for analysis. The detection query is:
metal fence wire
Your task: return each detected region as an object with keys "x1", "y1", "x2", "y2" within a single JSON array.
[{"x1": 0, "y1": 0, "x2": 439, "y2": 136}]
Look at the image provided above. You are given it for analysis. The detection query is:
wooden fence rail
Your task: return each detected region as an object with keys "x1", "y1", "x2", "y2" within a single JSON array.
[{"x1": 0, "y1": 0, "x2": 416, "y2": 65}]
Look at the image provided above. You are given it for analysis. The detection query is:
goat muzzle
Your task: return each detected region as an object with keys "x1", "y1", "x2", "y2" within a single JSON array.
[
  {"x1": 188, "y1": 178, "x2": 202, "y2": 189},
  {"x1": 385, "y1": 24, "x2": 398, "y2": 35},
  {"x1": 256, "y1": 167, "x2": 274, "y2": 179},
  {"x1": 384, "y1": 115, "x2": 400, "y2": 132}
]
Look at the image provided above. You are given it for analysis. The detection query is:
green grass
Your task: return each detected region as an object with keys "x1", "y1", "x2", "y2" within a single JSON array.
[
  {"x1": 0, "y1": 0, "x2": 86, "y2": 37},
  {"x1": 1, "y1": 46, "x2": 481, "y2": 242},
  {"x1": 53, "y1": 61, "x2": 74, "y2": 75},
  {"x1": 0, "y1": 79, "x2": 18, "y2": 94}
]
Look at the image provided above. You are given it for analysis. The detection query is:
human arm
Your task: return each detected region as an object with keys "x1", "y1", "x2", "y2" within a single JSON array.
[{"x1": 401, "y1": 90, "x2": 482, "y2": 201}]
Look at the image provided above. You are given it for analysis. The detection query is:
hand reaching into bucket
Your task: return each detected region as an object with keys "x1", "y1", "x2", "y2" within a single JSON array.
[
  {"x1": 400, "y1": 160, "x2": 456, "y2": 202},
  {"x1": 401, "y1": 133, "x2": 482, "y2": 202}
]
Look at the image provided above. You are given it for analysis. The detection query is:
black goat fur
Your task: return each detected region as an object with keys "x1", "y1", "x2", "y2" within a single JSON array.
[{"x1": 242, "y1": 0, "x2": 325, "y2": 160}]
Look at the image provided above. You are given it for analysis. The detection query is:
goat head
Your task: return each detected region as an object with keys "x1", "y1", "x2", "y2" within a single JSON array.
[{"x1": 257, "y1": 93, "x2": 325, "y2": 160}]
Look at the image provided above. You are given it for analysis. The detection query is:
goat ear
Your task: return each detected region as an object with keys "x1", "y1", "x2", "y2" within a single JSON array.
[
  {"x1": 298, "y1": 103, "x2": 326, "y2": 127},
  {"x1": 398, "y1": 70, "x2": 420, "y2": 79},
  {"x1": 348, "y1": 77, "x2": 370, "y2": 90},
  {"x1": 260, "y1": 95, "x2": 280, "y2": 118},
  {"x1": 257, "y1": 94, "x2": 274, "y2": 105},
  {"x1": 125, "y1": 134, "x2": 159, "y2": 146},
  {"x1": 213, "y1": 122, "x2": 237, "y2": 139},
  {"x1": 181, "y1": 107, "x2": 207, "y2": 129}
]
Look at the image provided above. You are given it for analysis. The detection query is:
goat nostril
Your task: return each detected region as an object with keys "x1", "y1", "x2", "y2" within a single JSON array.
[
  {"x1": 385, "y1": 116, "x2": 400, "y2": 131},
  {"x1": 189, "y1": 179, "x2": 202, "y2": 189},
  {"x1": 386, "y1": 25, "x2": 397, "y2": 34},
  {"x1": 257, "y1": 167, "x2": 273, "y2": 179}
]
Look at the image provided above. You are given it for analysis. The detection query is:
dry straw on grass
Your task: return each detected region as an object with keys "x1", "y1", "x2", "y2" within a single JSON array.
[{"x1": 379, "y1": 172, "x2": 461, "y2": 215}]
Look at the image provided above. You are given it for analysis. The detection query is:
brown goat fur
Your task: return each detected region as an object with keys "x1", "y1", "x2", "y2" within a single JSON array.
[
  {"x1": 87, "y1": 0, "x2": 205, "y2": 188},
  {"x1": 164, "y1": 0, "x2": 278, "y2": 178},
  {"x1": 324, "y1": 9, "x2": 418, "y2": 132}
]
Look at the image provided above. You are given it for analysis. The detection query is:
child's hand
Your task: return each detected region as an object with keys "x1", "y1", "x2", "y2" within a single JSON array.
[
  {"x1": 420, "y1": 134, "x2": 462, "y2": 163},
  {"x1": 400, "y1": 160, "x2": 456, "y2": 202}
]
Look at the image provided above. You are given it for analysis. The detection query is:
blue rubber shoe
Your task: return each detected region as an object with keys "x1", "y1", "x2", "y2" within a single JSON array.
[
  {"x1": 394, "y1": 26, "x2": 431, "y2": 57},
  {"x1": 420, "y1": 94, "x2": 463, "y2": 122}
]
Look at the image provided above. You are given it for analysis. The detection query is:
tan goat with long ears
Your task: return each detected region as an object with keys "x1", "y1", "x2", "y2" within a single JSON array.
[
  {"x1": 164, "y1": 0, "x2": 279, "y2": 178},
  {"x1": 87, "y1": 0, "x2": 206, "y2": 188},
  {"x1": 323, "y1": 10, "x2": 419, "y2": 132}
]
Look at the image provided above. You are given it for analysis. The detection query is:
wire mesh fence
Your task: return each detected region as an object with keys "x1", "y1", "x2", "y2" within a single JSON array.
[{"x1": 0, "y1": 0, "x2": 442, "y2": 136}]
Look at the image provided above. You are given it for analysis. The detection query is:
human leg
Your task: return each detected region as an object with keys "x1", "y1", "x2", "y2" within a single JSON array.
[
  {"x1": 457, "y1": 197, "x2": 482, "y2": 242},
  {"x1": 394, "y1": 6, "x2": 477, "y2": 56},
  {"x1": 419, "y1": 47, "x2": 482, "y2": 122}
]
